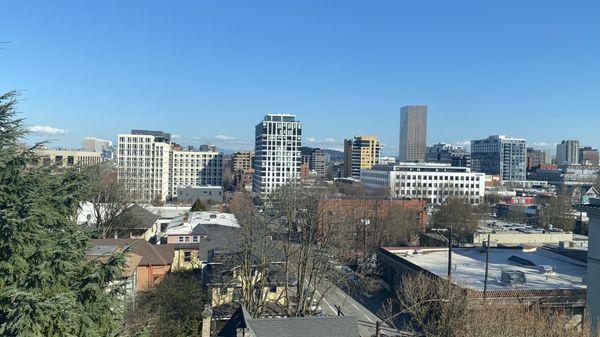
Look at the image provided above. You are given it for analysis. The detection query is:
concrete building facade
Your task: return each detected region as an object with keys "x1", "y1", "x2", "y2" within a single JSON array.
[
  {"x1": 252, "y1": 114, "x2": 302, "y2": 195},
  {"x1": 556, "y1": 140, "x2": 580, "y2": 165},
  {"x1": 34, "y1": 148, "x2": 102, "y2": 167},
  {"x1": 526, "y1": 147, "x2": 547, "y2": 171},
  {"x1": 117, "y1": 130, "x2": 222, "y2": 202},
  {"x1": 399, "y1": 105, "x2": 427, "y2": 162},
  {"x1": 360, "y1": 163, "x2": 485, "y2": 204},
  {"x1": 471, "y1": 135, "x2": 526, "y2": 182}
]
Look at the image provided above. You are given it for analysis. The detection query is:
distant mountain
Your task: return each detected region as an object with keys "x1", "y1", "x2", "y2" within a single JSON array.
[{"x1": 323, "y1": 148, "x2": 344, "y2": 162}]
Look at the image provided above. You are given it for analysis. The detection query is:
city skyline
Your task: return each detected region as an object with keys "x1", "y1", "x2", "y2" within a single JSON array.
[{"x1": 3, "y1": 1, "x2": 600, "y2": 155}]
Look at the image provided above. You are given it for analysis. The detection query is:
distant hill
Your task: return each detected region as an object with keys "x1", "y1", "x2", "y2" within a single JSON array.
[{"x1": 323, "y1": 148, "x2": 344, "y2": 162}]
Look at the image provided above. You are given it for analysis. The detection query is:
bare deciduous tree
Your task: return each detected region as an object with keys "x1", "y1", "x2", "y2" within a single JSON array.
[{"x1": 85, "y1": 163, "x2": 131, "y2": 239}]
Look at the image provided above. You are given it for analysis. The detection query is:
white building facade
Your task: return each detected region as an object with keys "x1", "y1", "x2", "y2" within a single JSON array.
[
  {"x1": 253, "y1": 114, "x2": 302, "y2": 195},
  {"x1": 117, "y1": 130, "x2": 222, "y2": 202},
  {"x1": 169, "y1": 147, "x2": 222, "y2": 199},
  {"x1": 361, "y1": 163, "x2": 485, "y2": 204}
]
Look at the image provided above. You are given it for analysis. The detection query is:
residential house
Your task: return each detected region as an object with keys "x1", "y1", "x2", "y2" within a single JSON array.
[
  {"x1": 112, "y1": 204, "x2": 161, "y2": 241},
  {"x1": 160, "y1": 211, "x2": 241, "y2": 271},
  {"x1": 90, "y1": 239, "x2": 174, "y2": 291},
  {"x1": 86, "y1": 244, "x2": 143, "y2": 300}
]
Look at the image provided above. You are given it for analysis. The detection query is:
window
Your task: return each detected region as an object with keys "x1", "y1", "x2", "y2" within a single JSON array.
[
  {"x1": 193, "y1": 236, "x2": 198, "y2": 242},
  {"x1": 183, "y1": 251, "x2": 191, "y2": 263},
  {"x1": 178, "y1": 236, "x2": 184, "y2": 242}
]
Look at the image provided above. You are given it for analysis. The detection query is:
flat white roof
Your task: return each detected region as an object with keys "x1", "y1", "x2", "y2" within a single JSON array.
[
  {"x1": 388, "y1": 247, "x2": 586, "y2": 291},
  {"x1": 164, "y1": 211, "x2": 240, "y2": 235}
]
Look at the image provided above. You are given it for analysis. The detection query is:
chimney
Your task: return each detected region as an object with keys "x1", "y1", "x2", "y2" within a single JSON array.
[{"x1": 201, "y1": 304, "x2": 212, "y2": 337}]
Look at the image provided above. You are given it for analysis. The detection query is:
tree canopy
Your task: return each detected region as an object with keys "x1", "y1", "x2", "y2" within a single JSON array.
[
  {"x1": 430, "y1": 197, "x2": 479, "y2": 242},
  {"x1": 0, "y1": 91, "x2": 126, "y2": 336}
]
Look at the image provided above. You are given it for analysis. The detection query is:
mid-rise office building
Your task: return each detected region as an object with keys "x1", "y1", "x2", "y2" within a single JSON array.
[
  {"x1": 580, "y1": 146, "x2": 600, "y2": 166},
  {"x1": 471, "y1": 135, "x2": 526, "y2": 182},
  {"x1": 33, "y1": 148, "x2": 102, "y2": 167},
  {"x1": 556, "y1": 140, "x2": 579, "y2": 165},
  {"x1": 343, "y1": 136, "x2": 381, "y2": 179},
  {"x1": 526, "y1": 147, "x2": 547, "y2": 171},
  {"x1": 117, "y1": 130, "x2": 222, "y2": 202},
  {"x1": 399, "y1": 105, "x2": 427, "y2": 162},
  {"x1": 425, "y1": 143, "x2": 470, "y2": 168},
  {"x1": 252, "y1": 114, "x2": 302, "y2": 194},
  {"x1": 361, "y1": 163, "x2": 485, "y2": 204}
]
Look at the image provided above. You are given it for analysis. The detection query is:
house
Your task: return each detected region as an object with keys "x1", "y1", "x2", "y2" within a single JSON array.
[
  {"x1": 205, "y1": 249, "x2": 287, "y2": 308},
  {"x1": 90, "y1": 239, "x2": 174, "y2": 291},
  {"x1": 112, "y1": 204, "x2": 161, "y2": 241},
  {"x1": 217, "y1": 305, "x2": 360, "y2": 337},
  {"x1": 86, "y1": 244, "x2": 143, "y2": 300},
  {"x1": 160, "y1": 211, "x2": 241, "y2": 271}
]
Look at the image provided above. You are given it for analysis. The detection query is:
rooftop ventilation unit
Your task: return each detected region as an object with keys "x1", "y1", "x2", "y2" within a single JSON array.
[{"x1": 500, "y1": 270, "x2": 526, "y2": 287}]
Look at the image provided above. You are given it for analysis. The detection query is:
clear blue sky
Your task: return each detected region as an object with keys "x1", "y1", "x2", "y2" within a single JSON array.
[{"x1": 2, "y1": 1, "x2": 599, "y2": 155}]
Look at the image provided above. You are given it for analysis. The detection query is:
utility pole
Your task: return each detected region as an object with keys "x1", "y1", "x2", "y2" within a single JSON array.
[
  {"x1": 375, "y1": 321, "x2": 380, "y2": 337},
  {"x1": 447, "y1": 225, "x2": 453, "y2": 282},
  {"x1": 483, "y1": 233, "x2": 491, "y2": 302}
]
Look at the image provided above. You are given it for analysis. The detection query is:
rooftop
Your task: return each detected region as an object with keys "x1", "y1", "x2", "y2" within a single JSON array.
[
  {"x1": 218, "y1": 306, "x2": 358, "y2": 337},
  {"x1": 384, "y1": 247, "x2": 586, "y2": 292},
  {"x1": 164, "y1": 211, "x2": 240, "y2": 236}
]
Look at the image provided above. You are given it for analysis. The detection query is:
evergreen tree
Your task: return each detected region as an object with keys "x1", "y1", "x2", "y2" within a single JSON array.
[
  {"x1": 0, "y1": 91, "x2": 126, "y2": 337},
  {"x1": 190, "y1": 199, "x2": 206, "y2": 212}
]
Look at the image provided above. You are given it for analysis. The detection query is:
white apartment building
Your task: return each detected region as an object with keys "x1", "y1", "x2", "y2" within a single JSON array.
[
  {"x1": 117, "y1": 131, "x2": 171, "y2": 202},
  {"x1": 361, "y1": 163, "x2": 485, "y2": 204},
  {"x1": 117, "y1": 130, "x2": 223, "y2": 202},
  {"x1": 169, "y1": 146, "x2": 222, "y2": 199},
  {"x1": 253, "y1": 114, "x2": 302, "y2": 195}
]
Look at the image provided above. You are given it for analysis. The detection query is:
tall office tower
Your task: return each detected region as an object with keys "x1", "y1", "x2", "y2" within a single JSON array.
[
  {"x1": 579, "y1": 146, "x2": 600, "y2": 166},
  {"x1": 117, "y1": 130, "x2": 223, "y2": 202},
  {"x1": 425, "y1": 143, "x2": 471, "y2": 168},
  {"x1": 526, "y1": 147, "x2": 547, "y2": 171},
  {"x1": 343, "y1": 136, "x2": 381, "y2": 179},
  {"x1": 252, "y1": 114, "x2": 302, "y2": 194},
  {"x1": 82, "y1": 137, "x2": 114, "y2": 160},
  {"x1": 471, "y1": 135, "x2": 527, "y2": 182},
  {"x1": 117, "y1": 130, "x2": 172, "y2": 202},
  {"x1": 399, "y1": 105, "x2": 427, "y2": 162},
  {"x1": 556, "y1": 140, "x2": 580, "y2": 165}
]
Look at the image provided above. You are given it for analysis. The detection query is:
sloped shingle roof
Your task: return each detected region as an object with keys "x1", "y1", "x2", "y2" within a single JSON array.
[{"x1": 218, "y1": 306, "x2": 359, "y2": 337}]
